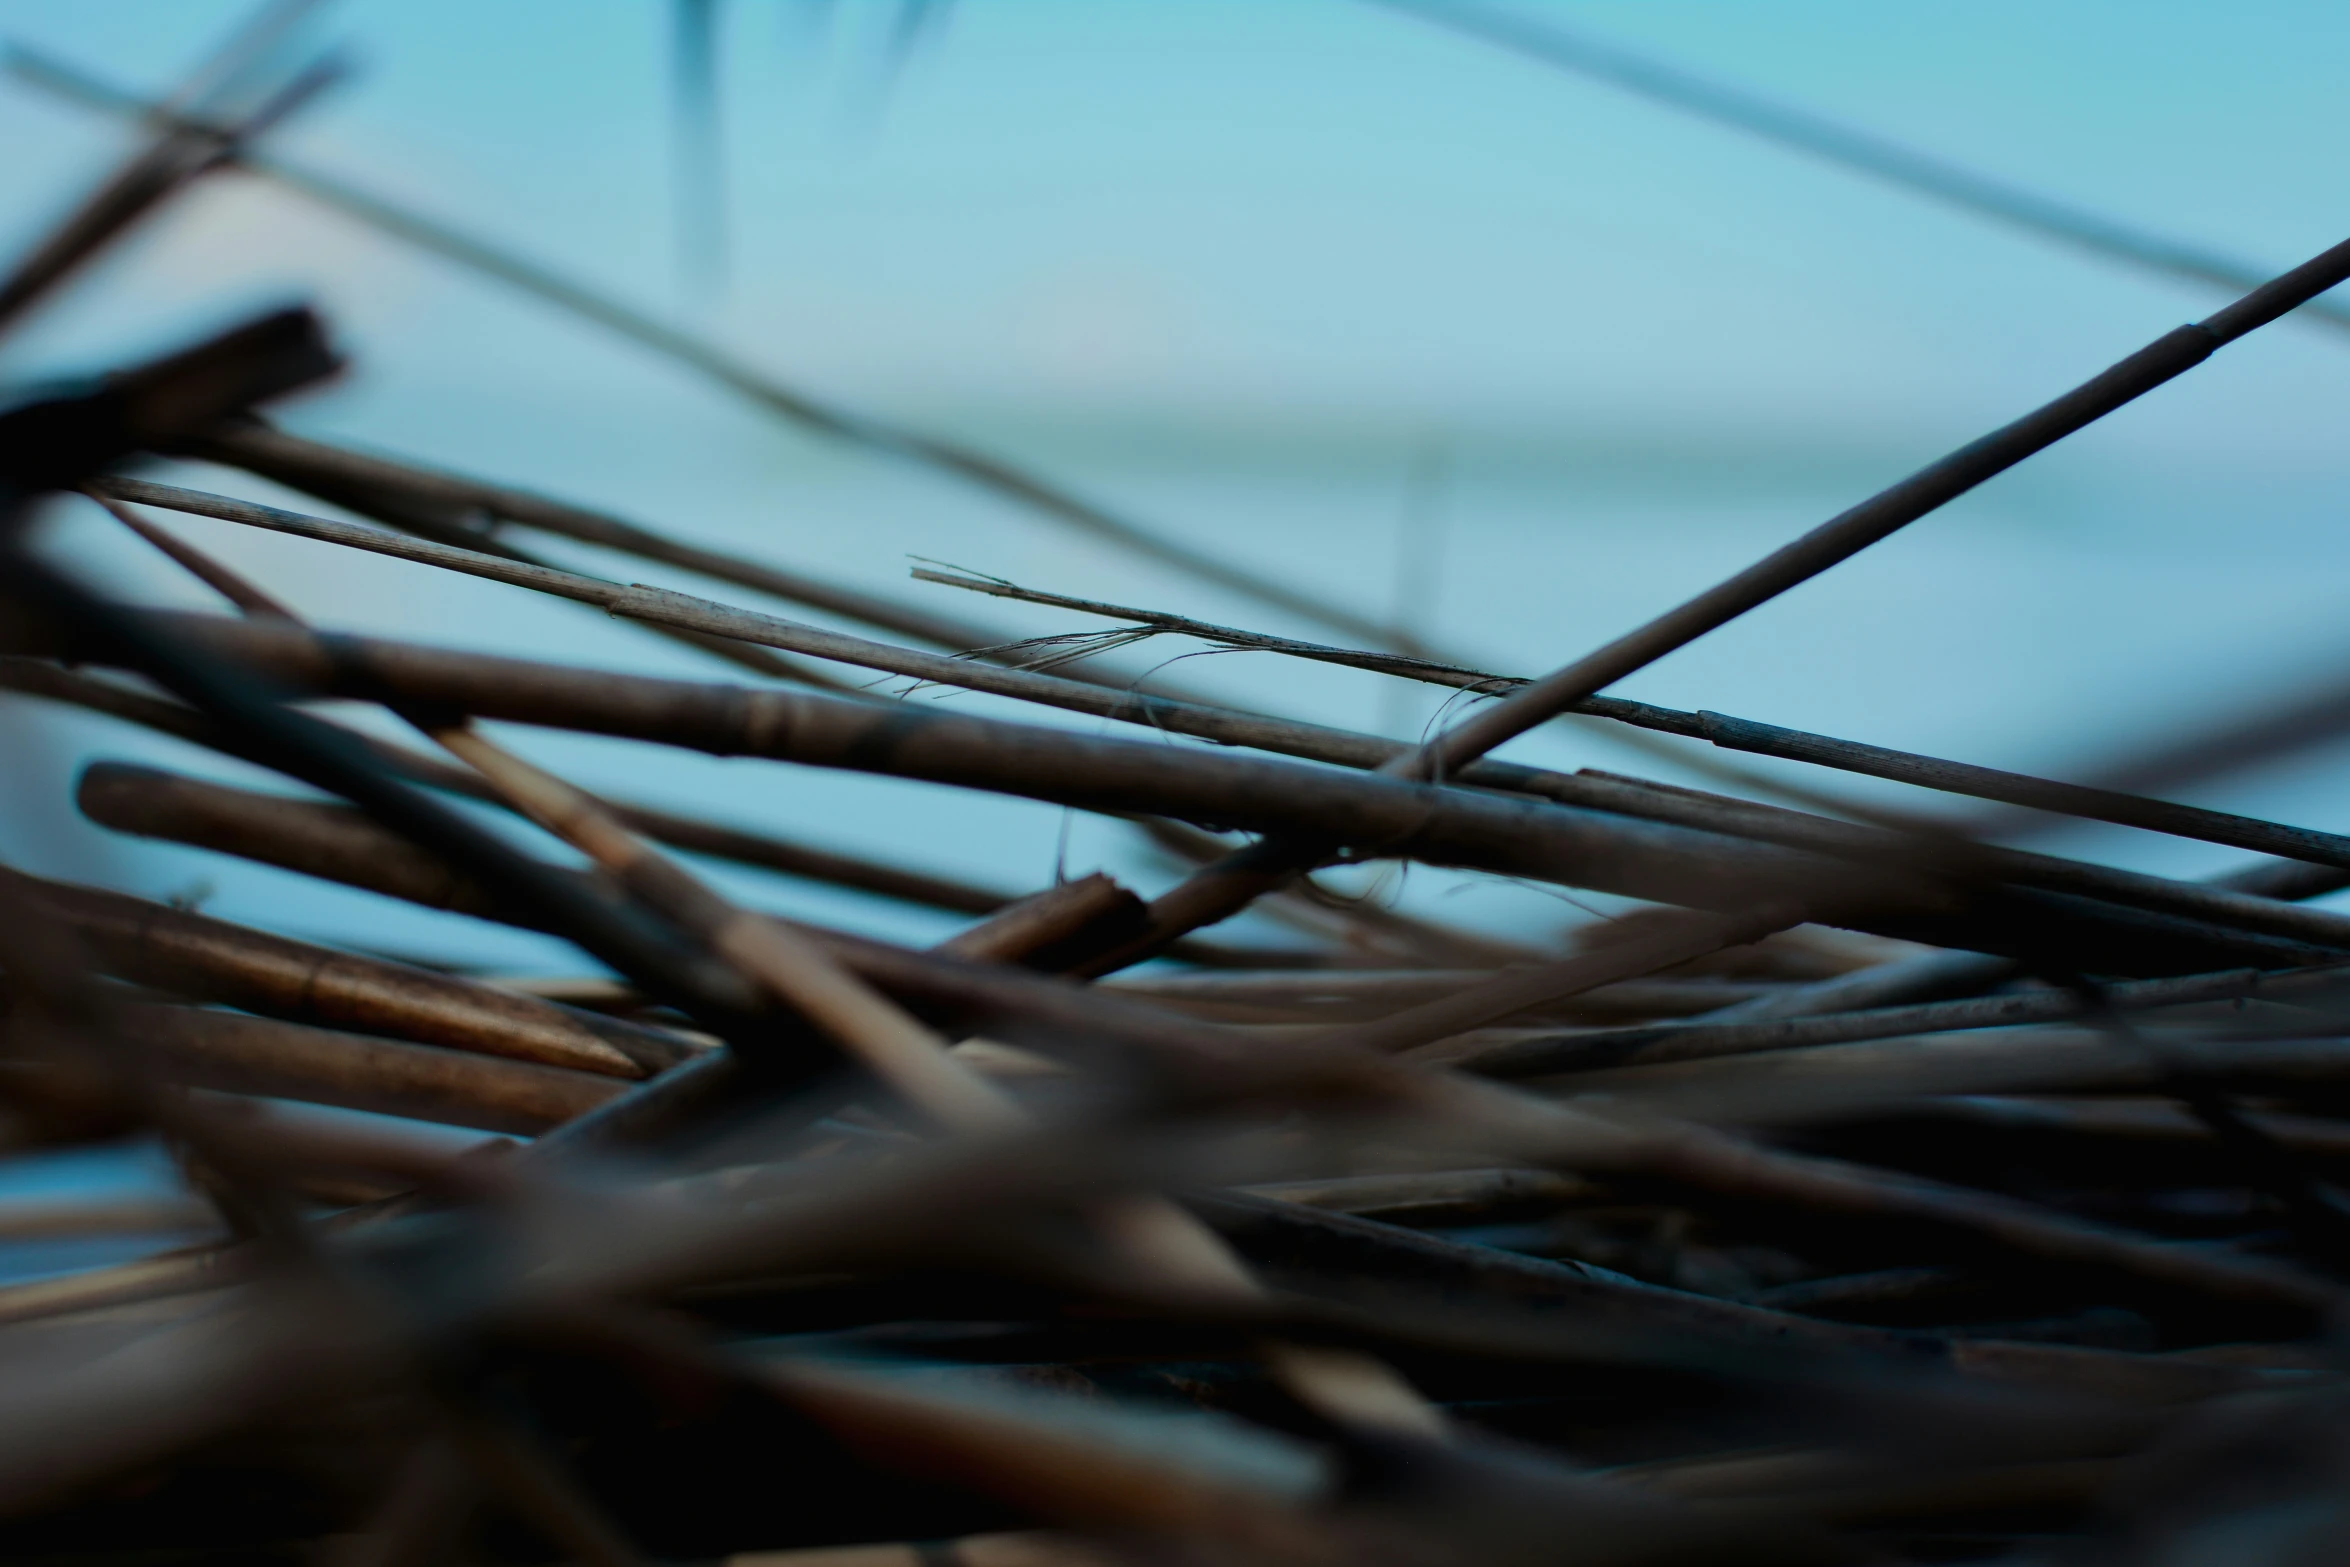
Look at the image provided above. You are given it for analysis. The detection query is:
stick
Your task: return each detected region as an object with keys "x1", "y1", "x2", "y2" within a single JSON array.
[
  {"x1": 0, "y1": 7, "x2": 338, "y2": 335},
  {"x1": 0, "y1": 655, "x2": 1018, "y2": 920},
  {"x1": 123, "y1": 476, "x2": 2350, "y2": 963},
  {"x1": 3, "y1": 865, "x2": 692, "y2": 1076},
  {"x1": 1406, "y1": 236, "x2": 2350, "y2": 782},
  {"x1": 1113, "y1": 222, "x2": 2350, "y2": 960},
  {"x1": 19, "y1": 1000, "x2": 628, "y2": 1134},
  {"x1": 921, "y1": 566, "x2": 2350, "y2": 875},
  {"x1": 33, "y1": 613, "x2": 2349, "y2": 976},
  {"x1": 1365, "y1": 0, "x2": 2350, "y2": 335},
  {"x1": 1437, "y1": 960, "x2": 2345, "y2": 1078}
]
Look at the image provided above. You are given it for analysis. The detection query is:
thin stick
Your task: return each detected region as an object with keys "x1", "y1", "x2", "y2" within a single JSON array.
[
  {"x1": 195, "y1": 420, "x2": 1870, "y2": 816},
  {"x1": 88, "y1": 480, "x2": 2350, "y2": 953},
  {"x1": 918, "y1": 565, "x2": 2350, "y2": 871},
  {"x1": 1119, "y1": 223, "x2": 2350, "y2": 959},
  {"x1": 1437, "y1": 960, "x2": 2346, "y2": 1079},
  {"x1": 1405, "y1": 236, "x2": 2350, "y2": 782},
  {"x1": 1366, "y1": 0, "x2": 2350, "y2": 335}
]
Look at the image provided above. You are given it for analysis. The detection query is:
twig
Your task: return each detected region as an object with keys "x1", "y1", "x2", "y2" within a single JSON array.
[{"x1": 1366, "y1": 0, "x2": 2350, "y2": 335}]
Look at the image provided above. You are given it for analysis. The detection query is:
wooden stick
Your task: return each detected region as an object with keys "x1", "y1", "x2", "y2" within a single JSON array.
[
  {"x1": 1404, "y1": 231, "x2": 2350, "y2": 782},
  {"x1": 1438, "y1": 960, "x2": 2350, "y2": 1078},
  {"x1": 934, "y1": 874, "x2": 1146, "y2": 969},
  {"x1": 2, "y1": 865, "x2": 690, "y2": 1076},
  {"x1": 35, "y1": 615, "x2": 2347, "y2": 976},
  {"x1": 0, "y1": 655, "x2": 1020, "y2": 920},
  {"x1": 1109, "y1": 224, "x2": 2350, "y2": 962},
  {"x1": 112, "y1": 476, "x2": 2350, "y2": 949},
  {"x1": 25, "y1": 1000, "x2": 628, "y2": 1133},
  {"x1": 1368, "y1": 0, "x2": 2350, "y2": 334}
]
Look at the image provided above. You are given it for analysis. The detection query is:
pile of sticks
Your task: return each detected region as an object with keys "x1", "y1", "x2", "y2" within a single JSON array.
[{"x1": 9, "y1": 12, "x2": 2350, "y2": 1566}]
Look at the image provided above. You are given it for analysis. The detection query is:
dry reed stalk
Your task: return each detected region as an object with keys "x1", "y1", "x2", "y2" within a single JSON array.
[
  {"x1": 107, "y1": 476, "x2": 2350, "y2": 954},
  {"x1": 36, "y1": 616, "x2": 2345, "y2": 976}
]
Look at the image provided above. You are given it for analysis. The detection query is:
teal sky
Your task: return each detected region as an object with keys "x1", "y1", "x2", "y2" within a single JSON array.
[
  {"x1": 5, "y1": 1, "x2": 2348, "y2": 451},
  {"x1": 3, "y1": 2, "x2": 2350, "y2": 960}
]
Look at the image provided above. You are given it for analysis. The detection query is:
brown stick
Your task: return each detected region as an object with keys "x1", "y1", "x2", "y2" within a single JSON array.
[
  {"x1": 29, "y1": 1001, "x2": 626, "y2": 1133},
  {"x1": 33, "y1": 614, "x2": 2345, "y2": 975},
  {"x1": 1, "y1": 866, "x2": 690, "y2": 1076},
  {"x1": 1304, "y1": 904, "x2": 1805, "y2": 1055},
  {"x1": 104, "y1": 477, "x2": 2348, "y2": 953},
  {"x1": 0, "y1": 657, "x2": 1311, "y2": 970},
  {"x1": 934, "y1": 873, "x2": 1146, "y2": 968}
]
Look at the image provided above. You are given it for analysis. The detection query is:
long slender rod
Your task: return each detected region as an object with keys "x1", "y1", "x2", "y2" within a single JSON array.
[
  {"x1": 94, "y1": 476, "x2": 2350, "y2": 952},
  {"x1": 1366, "y1": 0, "x2": 2350, "y2": 334},
  {"x1": 1116, "y1": 227, "x2": 2350, "y2": 958},
  {"x1": 913, "y1": 567, "x2": 2350, "y2": 871}
]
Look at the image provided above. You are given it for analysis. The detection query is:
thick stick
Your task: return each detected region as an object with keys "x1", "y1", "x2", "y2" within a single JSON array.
[
  {"x1": 1, "y1": 866, "x2": 691, "y2": 1076},
  {"x1": 17, "y1": 1000, "x2": 628, "y2": 1134},
  {"x1": 0, "y1": 654, "x2": 1017, "y2": 919}
]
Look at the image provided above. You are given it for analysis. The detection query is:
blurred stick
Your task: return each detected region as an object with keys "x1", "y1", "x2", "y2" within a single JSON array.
[
  {"x1": 4, "y1": 46, "x2": 1423, "y2": 655},
  {"x1": 1366, "y1": 0, "x2": 2350, "y2": 335},
  {"x1": 0, "y1": 2, "x2": 339, "y2": 337},
  {"x1": 429, "y1": 743, "x2": 1448, "y2": 1435},
  {"x1": 1439, "y1": 959, "x2": 2350, "y2": 1078},
  {"x1": 3, "y1": 865, "x2": 693, "y2": 1075},
  {"x1": 113, "y1": 513, "x2": 1450, "y2": 1439}
]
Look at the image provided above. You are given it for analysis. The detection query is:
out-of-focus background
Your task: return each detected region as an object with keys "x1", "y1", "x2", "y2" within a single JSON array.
[{"x1": 3, "y1": 0, "x2": 2348, "y2": 982}]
